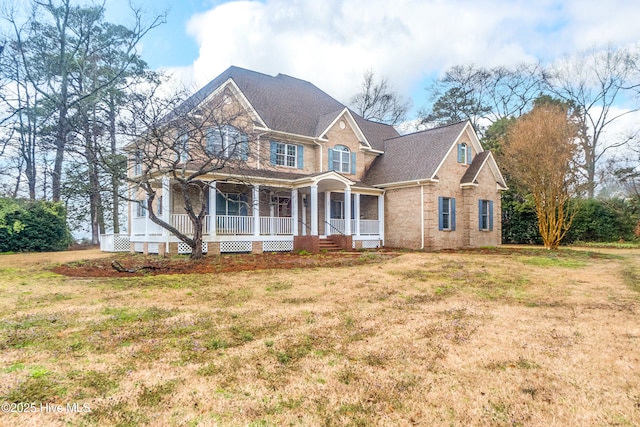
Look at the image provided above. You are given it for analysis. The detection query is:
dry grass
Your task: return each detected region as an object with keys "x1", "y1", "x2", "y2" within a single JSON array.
[{"x1": 0, "y1": 247, "x2": 639, "y2": 426}]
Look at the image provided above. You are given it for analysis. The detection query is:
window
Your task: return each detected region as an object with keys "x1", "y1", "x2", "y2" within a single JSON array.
[
  {"x1": 175, "y1": 132, "x2": 189, "y2": 163},
  {"x1": 206, "y1": 125, "x2": 248, "y2": 159},
  {"x1": 329, "y1": 145, "x2": 356, "y2": 174},
  {"x1": 133, "y1": 150, "x2": 143, "y2": 176},
  {"x1": 438, "y1": 197, "x2": 456, "y2": 231},
  {"x1": 272, "y1": 196, "x2": 291, "y2": 217},
  {"x1": 479, "y1": 199, "x2": 494, "y2": 231},
  {"x1": 457, "y1": 143, "x2": 472, "y2": 165},
  {"x1": 271, "y1": 141, "x2": 301, "y2": 168},
  {"x1": 330, "y1": 199, "x2": 344, "y2": 219},
  {"x1": 135, "y1": 199, "x2": 147, "y2": 218},
  {"x1": 216, "y1": 192, "x2": 248, "y2": 216}
]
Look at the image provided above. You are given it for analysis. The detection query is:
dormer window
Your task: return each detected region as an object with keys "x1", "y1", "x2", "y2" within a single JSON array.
[
  {"x1": 329, "y1": 145, "x2": 355, "y2": 174},
  {"x1": 457, "y1": 143, "x2": 472, "y2": 165}
]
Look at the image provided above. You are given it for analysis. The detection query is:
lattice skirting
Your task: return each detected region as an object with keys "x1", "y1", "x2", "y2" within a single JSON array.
[
  {"x1": 353, "y1": 240, "x2": 381, "y2": 249},
  {"x1": 113, "y1": 237, "x2": 130, "y2": 252},
  {"x1": 263, "y1": 240, "x2": 294, "y2": 252},
  {"x1": 220, "y1": 241, "x2": 252, "y2": 253},
  {"x1": 178, "y1": 242, "x2": 209, "y2": 254}
]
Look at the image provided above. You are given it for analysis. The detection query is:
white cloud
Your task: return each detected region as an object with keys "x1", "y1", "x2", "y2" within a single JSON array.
[{"x1": 180, "y1": 0, "x2": 640, "y2": 111}]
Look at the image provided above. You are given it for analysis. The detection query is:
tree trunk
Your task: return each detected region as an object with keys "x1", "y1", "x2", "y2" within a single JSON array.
[{"x1": 108, "y1": 94, "x2": 120, "y2": 233}]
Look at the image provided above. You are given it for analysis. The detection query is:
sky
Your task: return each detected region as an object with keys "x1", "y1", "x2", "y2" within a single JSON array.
[{"x1": 102, "y1": 0, "x2": 640, "y2": 117}]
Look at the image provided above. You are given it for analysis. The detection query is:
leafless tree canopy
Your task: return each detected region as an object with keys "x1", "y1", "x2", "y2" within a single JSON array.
[
  {"x1": 116, "y1": 81, "x2": 259, "y2": 259},
  {"x1": 502, "y1": 104, "x2": 579, "y2": 249},
  {"x1": 543, "y1": 46, "x2": 640, "y2": 198},
  {"x1": 350, "y1": 70, "x2": 411, "y2": 126}
]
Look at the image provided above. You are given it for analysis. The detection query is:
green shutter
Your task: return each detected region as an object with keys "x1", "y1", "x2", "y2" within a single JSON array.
[
  {"x1": 328, "y1": 148, "x2": 334, "y2": 171},
  {"x1": 451, "y1": 198, "x2": 456, "y2": 231},
  {"x1": 438, "y1": 197, "x2": 444, "y2": 231},
  {"x1": 270, "y1": 141, "x2": 277, "y2": 166},
  {"x1": 489, "y1": 200, "x2": 494, "y2": 231},
  {"x1": 351, "y1": 152, "x2": 356, "y2": 174},
  {"x1": 297, "y1": 145, "x2": 304, "y2": 169}
]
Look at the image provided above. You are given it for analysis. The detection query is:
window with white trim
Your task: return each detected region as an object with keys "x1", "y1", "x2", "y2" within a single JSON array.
[
  {"x1": 175, "y1": 132, "x2": 189, "y2": 163},
  {"x1": 457, "y1": 143, "x2": 471, "y2": 165},
  {"x1": 133, "y1": 149, "x2": 143, "y2": 176},
  {"x1": 216, "y1": 192, "x2": 248, "y2": 216},
  {"x1": 332, "y1": 145, "x2": 351, "y2": 173},
  {"x1": 206, "y1": 125, "x2": 248, "y2": 159},
  {"x1": 135, "y1": 199, "x2": 147, "y2": 218},
  {"x1": 438, "y1": 197, "x2": 456, "y2": 231},
  {"x1": 479, "y1": 199, "x2": 494, "y2": 231},
  {"x1": 274, "y1": 142, "x2": 297, "y2": 167}
]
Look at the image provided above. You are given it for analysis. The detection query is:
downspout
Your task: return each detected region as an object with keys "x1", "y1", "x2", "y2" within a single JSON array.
[
  {"x1": 255, "y1": 132, "x2": 269, "y2": 170},
  {"x1": 313, "y1": 138, "x2": 324, "y2": 172},
  {"x1": 420, "y1": 184, "x2": 425, "y2": 250}
]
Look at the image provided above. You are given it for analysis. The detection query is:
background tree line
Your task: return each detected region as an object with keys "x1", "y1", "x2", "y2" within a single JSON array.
[
  {"x1": 0, "y1": 0, "x2": 164, "y2": 246},
  {"x1": 1, "y1": 0, "x2": 639, "y2": 249}
]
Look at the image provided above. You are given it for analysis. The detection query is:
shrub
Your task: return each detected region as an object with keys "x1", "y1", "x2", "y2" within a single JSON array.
[
  {"x1": 564, "y1": 198, "x2": 636, "y2": 243},
  {"x1": 0, "y1": 198, "x2": 72, "y2": 252}
]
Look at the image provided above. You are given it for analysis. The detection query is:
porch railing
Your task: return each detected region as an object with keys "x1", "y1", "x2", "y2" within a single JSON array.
[
  {"x1": 260, "y1": 216, "x2": 292, "y2": 235},
  {"x1": 171, "y1": 214, "x2": 211, "y2": 235},
  {"x1": 217, "y1": 215, "x2": 253, "y2": 235},
  {"x1": 329, "y1": 219, "x2": 380, "y2": 235},
  {"x1": 168, "y1": 214, "x2": 380, "y2": 236}
]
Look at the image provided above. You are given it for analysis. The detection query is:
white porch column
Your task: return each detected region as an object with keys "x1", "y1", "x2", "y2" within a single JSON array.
[
  {"x1": 253, "y1": 185, "x2": 260, "y2": 236},
  {"x1": 162, "y1": 176, "x2": 171, "y2": 236},
  {"x1": 324, "y1": 191, "x2": 331, "y2": 235},
  {"x1": 208, "y1": 181, "x2": 217, "y2": 237},
  {"x1": 354, "y1": 193, "x2": 360, "y2": 237},
  {"x1": 301, "y1": 195, "x2": 307, "y2": 236},
  {"x1": 310, "y1": 185, "x2": 318, "y2": 236},
  {"x1": 344, "y1": 188, "x2": 352, "y2": 235},
  {"x1": 291, "y1": 189, "x2": 299, "y2": 236},
  {"x1": 378, "y1": 194, "x2": 385, "y2": 242}
]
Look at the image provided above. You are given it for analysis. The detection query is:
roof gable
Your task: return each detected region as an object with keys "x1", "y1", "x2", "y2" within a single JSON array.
[
  {"x1": 173, "y1": 66, "x2": 398, "y2": 144},
  {"x1": 363, "y1": 121, "x2": 469, "y2": 186}
]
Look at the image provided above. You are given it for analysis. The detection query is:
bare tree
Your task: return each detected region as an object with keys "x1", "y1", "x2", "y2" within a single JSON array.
[
  {"x1": 349, "y1": 70, "x2": 411, "y2": 126},
  {"x1": 113, "y1": 79, "x2": 257, "y2": 260},
  {"x1": 502, "y1": 104, "x2": 579, "y2": 249},
  {"x1": 420, "y1": 63, "x2": 544, "y2": 133},
  {"x1": 543, "y1": 46, "x2": 640, "y2": 198}
]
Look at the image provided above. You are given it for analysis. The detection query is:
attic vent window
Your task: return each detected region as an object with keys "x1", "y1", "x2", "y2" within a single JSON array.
[{"x1": 339, "y1": 120, "x2": 346, "y2": 129}]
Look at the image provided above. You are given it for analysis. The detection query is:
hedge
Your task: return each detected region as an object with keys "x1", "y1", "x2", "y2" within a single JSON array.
[{"x1": 0, "y1": 198, "x2": 73, "y2": 252}]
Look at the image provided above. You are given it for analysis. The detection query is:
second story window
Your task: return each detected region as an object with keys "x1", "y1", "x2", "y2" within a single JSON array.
[
  {"x1": 133, "y1": 149, "x2": 143, "y2": 176},
  {"x1": 175, "y1": 132, "x2": 189, "y2": 163},
  {"x1": 458, "y1": 143, "x2": 472, "y2": 165},
  {"x1": 206, "y1": 125, "x2": 248, "y2": 160},
  {"x1": 270, "y1": 141, "x2": 304, "y2": 169},
  {"x1": 329, "y1": 145, "x2": 355, "y2": 174}
]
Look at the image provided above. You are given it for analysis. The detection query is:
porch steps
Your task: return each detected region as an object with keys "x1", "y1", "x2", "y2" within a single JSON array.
[{"x1": 319, "y1": 238, "x2": 342, "y2": 252}]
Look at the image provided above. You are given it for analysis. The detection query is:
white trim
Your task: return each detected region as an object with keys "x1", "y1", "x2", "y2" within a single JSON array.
[
  {"x1": 372, "y1": 178, "x2": 439, "y2": 189},
  {"x1": 318, "y1": 108, "x2": 373, "y2": 150},
  {"x1": 253, "y1": 127, "x2": 328, "y2": 144}
]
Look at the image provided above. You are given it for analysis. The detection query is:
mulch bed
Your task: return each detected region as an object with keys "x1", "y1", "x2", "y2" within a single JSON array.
[{"x1": 52, "y1": 251, "x2": 399, "y2": 277}]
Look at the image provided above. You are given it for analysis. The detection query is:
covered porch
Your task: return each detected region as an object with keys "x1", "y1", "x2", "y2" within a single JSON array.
[{"x1": 125, "y1": 172, "x2": 384, "y2": 254}]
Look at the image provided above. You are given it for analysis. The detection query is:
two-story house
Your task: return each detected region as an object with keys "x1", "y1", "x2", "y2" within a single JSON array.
[{"x1": 105, "y1": 66, "x2": 506, "y2": 255}]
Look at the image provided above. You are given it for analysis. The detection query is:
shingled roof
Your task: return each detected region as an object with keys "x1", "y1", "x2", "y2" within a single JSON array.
[
  {"x1": 174, "y1": 66, "x2": 399, "y2": 143},
  {"x1": 364, "y1": 121, "x2": 469, "y2": 185}
]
